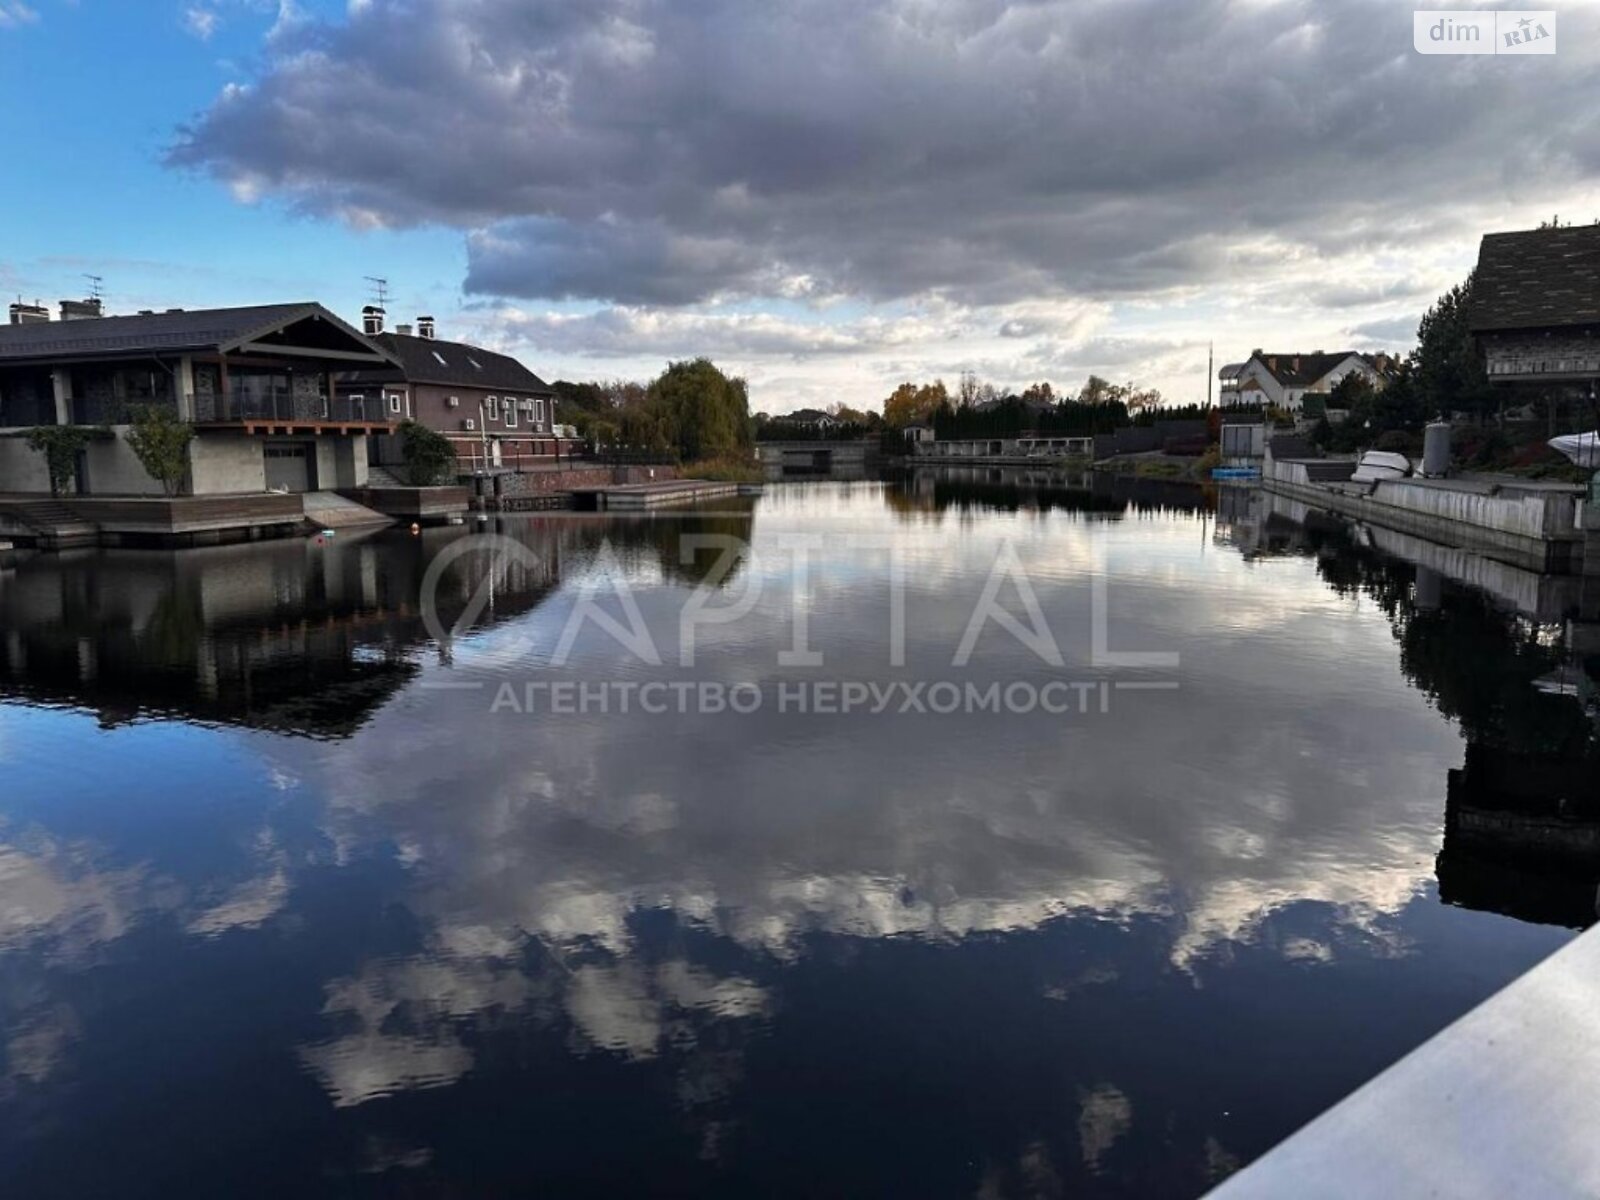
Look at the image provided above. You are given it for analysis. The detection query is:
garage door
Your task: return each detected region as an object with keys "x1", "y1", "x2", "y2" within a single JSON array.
[{"x1": 263, "y1": 443, "x2": 315, "y2": 493}]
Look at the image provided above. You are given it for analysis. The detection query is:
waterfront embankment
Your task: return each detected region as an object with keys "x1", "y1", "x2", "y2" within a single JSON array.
[{"x1": 1263, "y1": 456, "x2": 1586, "y2": 573}]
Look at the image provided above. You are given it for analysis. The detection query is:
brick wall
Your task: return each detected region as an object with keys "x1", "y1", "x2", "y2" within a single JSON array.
[{"x1": 483, "y1": 464, "x2": 680, "y2": 506}]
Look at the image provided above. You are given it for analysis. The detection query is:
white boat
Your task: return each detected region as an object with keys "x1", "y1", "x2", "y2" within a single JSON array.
[
  {"x1": 1350, "y1": 450, "x2": 1412, "y2": 484},
  {"x1": 1550, "y1": 432, "x2": 1600, "y2": 469}
]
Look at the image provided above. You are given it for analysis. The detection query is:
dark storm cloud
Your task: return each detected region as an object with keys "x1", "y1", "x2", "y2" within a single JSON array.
[
  {"x1": 1349, "y1": 314, "x2": 1423, "y2": 345},
  {"x1": 168, "y1": 0, "x2": 1600, "y2": 307}
]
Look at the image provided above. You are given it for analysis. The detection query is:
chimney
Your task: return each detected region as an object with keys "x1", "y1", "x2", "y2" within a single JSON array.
[
  {"x1": 59, "y1": 298, "x2": 103, "y2": 321},
  {"x1": 8, "y1": 302, "x2": 49, "y2": 325},
  {"x1": 396, "y1": 322, "x2": 414, "y2": 336},
  {"x1": 417, "y1": 315, "x2": 435, "y2": 340},
  {"x1": 361, "y1": 305, "x2": 385, "y2": 336},
  {"x1": 1292, "y1": 355, "x2": 1300, "y2": 371}
]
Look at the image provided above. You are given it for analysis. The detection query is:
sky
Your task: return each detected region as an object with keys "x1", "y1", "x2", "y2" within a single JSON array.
[{"x1": 1, "y1": 0, "x2": 1598, "y2": 415}]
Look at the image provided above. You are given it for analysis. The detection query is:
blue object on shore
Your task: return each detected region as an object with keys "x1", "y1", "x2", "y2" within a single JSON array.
[{"x1": 1212, "y1": 466, "x2": 1261, "y2": 480}]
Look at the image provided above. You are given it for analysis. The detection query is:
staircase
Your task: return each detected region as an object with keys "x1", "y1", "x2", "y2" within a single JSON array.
[
  {"x1": 366, "y1": 465, "x2": 409, "y2": 487},
  {"x1": 0, "y1": 498, "x2": 100, "y2": 549}
]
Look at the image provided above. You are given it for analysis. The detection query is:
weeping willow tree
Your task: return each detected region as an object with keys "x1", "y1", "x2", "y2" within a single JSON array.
[{"x1": 647, "y1": 358, "x2": 752, "y2": 461}]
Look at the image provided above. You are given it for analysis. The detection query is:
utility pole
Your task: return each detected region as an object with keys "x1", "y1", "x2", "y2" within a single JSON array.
[{"x1": 1207, "y1": 341, "x2": 1214, "y2": 409}]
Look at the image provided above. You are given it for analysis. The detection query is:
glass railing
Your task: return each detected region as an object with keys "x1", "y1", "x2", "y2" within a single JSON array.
[{"x1": 191, "y1": 392, "x2": 395, "y2": 423}]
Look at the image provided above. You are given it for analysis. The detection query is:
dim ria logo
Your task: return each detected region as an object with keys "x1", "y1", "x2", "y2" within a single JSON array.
[{"x1": 1414, "y1": 10, "x2": 1555, "y2": 54}]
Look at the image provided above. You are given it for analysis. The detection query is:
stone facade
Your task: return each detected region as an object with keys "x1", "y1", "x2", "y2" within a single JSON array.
[{"x1": 483, "y1": 464, "x2": 680, "y2": 507}]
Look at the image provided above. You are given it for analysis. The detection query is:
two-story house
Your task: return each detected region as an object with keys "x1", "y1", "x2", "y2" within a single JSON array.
[
  {"x1": 1218, "y1": 350, "x2": 1387, "y2": 413},
  {"x1": 336, "y1": 312, "x2": 559, "y2": 471},
  {"x1": 0, "y1": 300, "x2": 399, "y2": 495}
]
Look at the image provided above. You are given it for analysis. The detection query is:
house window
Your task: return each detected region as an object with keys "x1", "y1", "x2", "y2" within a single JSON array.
[
  {"x1": 388, "y1": 394, "x2": 402, "y2": 415},
  {"x1": 505, "y1": 397, "x2": 518, "y2": 427},
  {"x1": 535, "y1": 398, "x2": 545, "y2": 425},
  {"x1": 484, "y1": 396, "x2": 498, "y2": 422}
]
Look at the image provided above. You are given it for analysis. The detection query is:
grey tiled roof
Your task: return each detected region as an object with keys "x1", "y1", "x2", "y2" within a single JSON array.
[
  {"x1": 345, "y1": 333, "x2": 552, "y2": 393},
  {"x1": 0, "y1": 303, "x2": 336, "y2": 361},
  {"x1": 1470, "y1": 225, "x2": 1600, "y2": 332}
]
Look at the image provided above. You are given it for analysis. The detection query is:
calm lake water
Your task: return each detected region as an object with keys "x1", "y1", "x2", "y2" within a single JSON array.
[{"x1": 1, "y1": 472, "x2": 1595, "y2": 1198}]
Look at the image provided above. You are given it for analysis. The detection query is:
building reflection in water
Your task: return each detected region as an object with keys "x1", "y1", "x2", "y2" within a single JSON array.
[
  {"x1": 1215, "y1": 485, "x2": 1600, "y2": 929},
  {"x1": 888, "y1": 463, "x2": 1216, "y2": 520},
  {"x1": 2, "y1": 481, "x2": 1596, "y2": 1197},
  {"x1": 0, "y1": 502, "x2": 757, "y2": 738}
]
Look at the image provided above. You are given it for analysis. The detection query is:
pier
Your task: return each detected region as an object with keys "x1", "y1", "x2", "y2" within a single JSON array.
[{"x1": 568, "y1": 478, "x2": 760, "y2": 511}]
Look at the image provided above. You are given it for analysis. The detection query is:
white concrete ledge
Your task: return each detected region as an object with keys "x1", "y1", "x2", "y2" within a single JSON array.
[{"x1": 1209, "y1": 925, "x2": 1600, "y2": 1198}]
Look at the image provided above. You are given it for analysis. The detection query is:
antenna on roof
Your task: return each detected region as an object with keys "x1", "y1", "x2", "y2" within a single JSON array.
[
  {"x1": 364, "y1": 276, "x2": 390, "y2": 308},
  {"x1": 84, "y1": 274, "x2": 104, "y2": 303}
]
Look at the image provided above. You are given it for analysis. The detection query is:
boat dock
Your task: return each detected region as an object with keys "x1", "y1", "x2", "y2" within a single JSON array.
[{"x1": 568, "y1": 479, "x2": 761, "y2": 511}]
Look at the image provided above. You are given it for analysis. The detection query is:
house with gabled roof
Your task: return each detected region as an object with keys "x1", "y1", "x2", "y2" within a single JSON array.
[
  {"x1": 0, "y1": 298, "x2": 400, "y2": 496},
  {"x1": 783, "y1": 407, "x2": 839, "y2": 431},
  {"x1": 336, "y1": 312, "x2": 560, "y2": 471},
  {"x1": 1219, "y1": 349, "x2": 1387, "y2": 412},
  {"x1": 1469, "y1": 224, "x2": 1600, "y2": 385}
]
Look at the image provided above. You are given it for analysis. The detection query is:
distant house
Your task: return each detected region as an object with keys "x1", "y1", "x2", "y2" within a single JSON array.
[
  {"x1": 336, "y1": 312, "x2": 560, "y2": 470},
  {"x1": 902, "y1": 424, "x2": 935, "y2": 444},
  {"x1": 785, "y1": 407, "x2": 838, "y2": 432},
  {"x1": 1219, "y1": 350, "x2": 1386, "y2": 413},
  {"x1": 1469, "y1": 224, "x2": 1600, "y2": 385},
  {"x1": 0, "y1": 299, "x2": 398, "y2": 495}
]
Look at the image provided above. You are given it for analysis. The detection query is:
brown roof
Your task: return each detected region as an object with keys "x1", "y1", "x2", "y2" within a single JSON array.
[{"x1": 1470, "y1": 225, "x2": 1600, "y2": 333}]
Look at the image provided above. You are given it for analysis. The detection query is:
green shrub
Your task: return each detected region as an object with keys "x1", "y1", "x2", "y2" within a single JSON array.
[
  {"x1": 125, "y1": 405, "x2": 195, "y2": 496},
  {"x1": 24, "y1": 426, "x2": 96, "y2": 496},
  {"x1": 399, "y1": 420, "x2": 458, "y2": 486},
  {"x1": 683, "y1": 455, "x2": 763, "y2": 483}
]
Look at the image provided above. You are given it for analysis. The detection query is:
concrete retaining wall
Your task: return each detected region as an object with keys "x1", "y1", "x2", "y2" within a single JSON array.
[
  {"x1": 0, "y1": 436, "x2": 52, "y2": 492},
  {"x1": 1265, "y1": 459, "x2": 1582, "y2": 573},
  {"x1": 189, "y1": 432, "x2": 266, "y2": 495}
]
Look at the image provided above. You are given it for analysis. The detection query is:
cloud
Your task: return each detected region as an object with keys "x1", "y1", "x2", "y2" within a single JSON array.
[
  {"x1": 477, "y1": 304, "x2": 957, "y2": 360},
  {"x1": 183, "y1": 6, "x2": 219, "y2": 39},
  {"x1": 169, "y1": 0, "x2": 1600, "y2": 313},
  {"x1": 0, "y1": 2, "x2": 38, "y2": 29},
  {"x1": 1349, "y1": 313, "x2": 1422, "y2": 345}
]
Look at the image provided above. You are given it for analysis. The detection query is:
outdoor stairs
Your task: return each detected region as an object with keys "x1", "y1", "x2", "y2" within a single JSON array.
[
  {"x1": 0, "y1": 498, "x2": 100, "y2": 549},
  {"x1": 302, "y1": 491, "x2": 394, "y2": 531},
  {"x1": 366, "y1": 466, "x2": 408, "y2": 487}
]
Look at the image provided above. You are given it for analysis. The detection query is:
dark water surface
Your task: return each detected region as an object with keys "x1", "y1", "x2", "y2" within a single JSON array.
[{"x1": 1, "y1": 475, "x2": 1594, "y2": 1197}]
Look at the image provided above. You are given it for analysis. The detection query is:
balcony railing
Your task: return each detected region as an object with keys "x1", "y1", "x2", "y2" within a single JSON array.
[{"x1": 192, "y1": 391, "x2": 395, "y2": 424}]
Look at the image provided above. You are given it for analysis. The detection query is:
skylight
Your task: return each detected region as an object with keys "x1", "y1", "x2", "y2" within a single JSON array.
[
  {"x1": 432, "y1": 350, "x2": 448, "y2": 367},
  {"x1": 468, "y1": 356, "x2": 483, "y2": 370}
]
